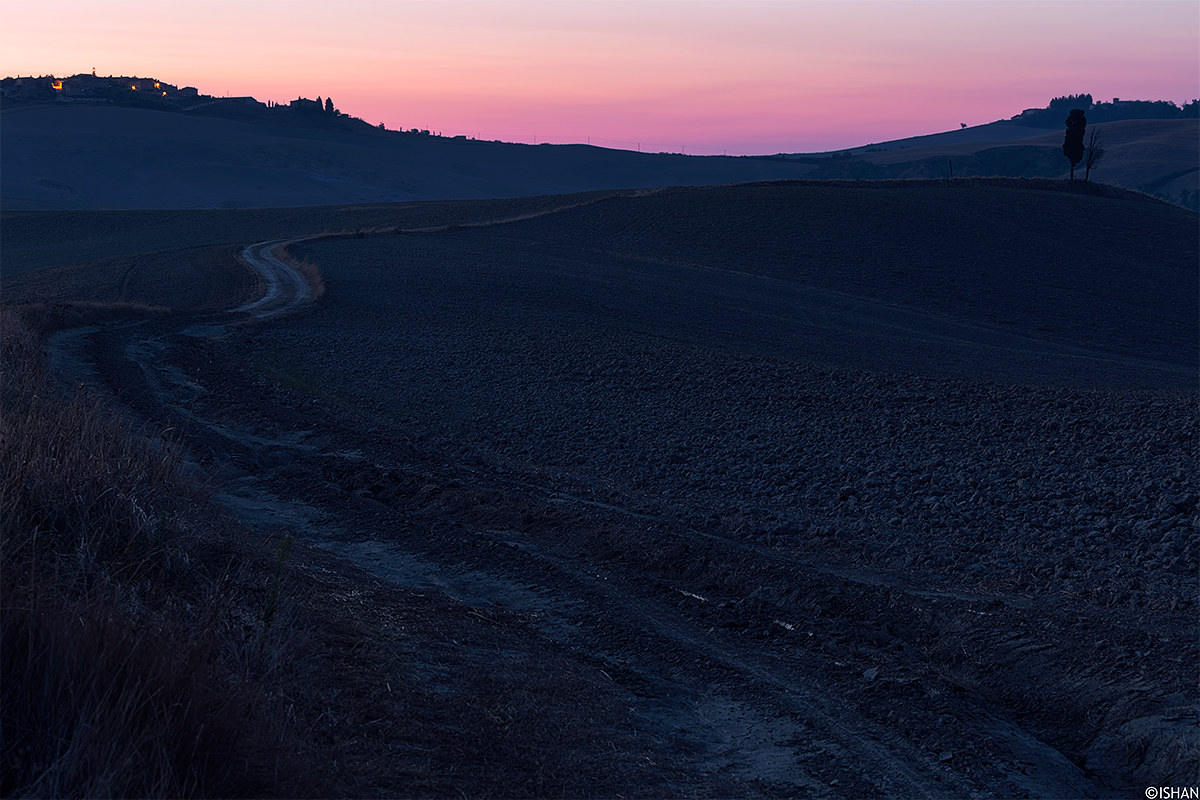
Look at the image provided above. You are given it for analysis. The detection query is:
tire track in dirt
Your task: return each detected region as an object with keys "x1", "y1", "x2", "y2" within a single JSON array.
[
  {"x1": 222, "y1": 434, "x2": 1109, "y2": 798},
  {"x1": 434, "y1": 520, "x2": 958, "y2": 797},
  {"x1": 226, "y1": 467, "x2": 964, "y2": 797}
]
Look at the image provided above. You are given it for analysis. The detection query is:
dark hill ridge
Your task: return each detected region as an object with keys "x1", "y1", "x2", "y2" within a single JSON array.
[
  {"x1": 841, "y1": 119, "x2": 1198, "y2": 204},
  {"x1": 2, "y1": 102, "x2": 1196, "y2": 209},
  {"x1": 0, "y1": 104, "x2": 815, "y2": 210}
]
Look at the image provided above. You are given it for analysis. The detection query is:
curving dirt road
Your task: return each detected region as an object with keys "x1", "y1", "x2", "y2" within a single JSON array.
[
  {"x1": 227, "y1": 191, "x2": 665, "y2": 322},
  {"x1": 231, "y1": 239, "x2": 313, "y2": 318}
]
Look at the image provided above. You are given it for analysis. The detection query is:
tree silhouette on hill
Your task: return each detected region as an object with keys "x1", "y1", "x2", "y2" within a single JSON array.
[{"x1": 1063, "y1": 109, "x2": 1087, "y2": 180}]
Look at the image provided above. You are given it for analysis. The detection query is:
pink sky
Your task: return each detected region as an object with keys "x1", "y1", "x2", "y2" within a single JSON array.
[{"x1": 2, "y1": 0, "x2": 1196, "y2": 154}]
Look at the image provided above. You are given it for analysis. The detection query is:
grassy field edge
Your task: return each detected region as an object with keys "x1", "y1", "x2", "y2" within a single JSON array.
[{"x1": 0, "y1": 304, "x2": 324, "y2": 798}]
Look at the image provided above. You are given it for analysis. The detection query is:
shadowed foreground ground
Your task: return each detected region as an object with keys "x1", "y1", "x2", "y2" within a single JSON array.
[{"x1": 7, "y1": 180, "x2": 1197, "y2": 796}]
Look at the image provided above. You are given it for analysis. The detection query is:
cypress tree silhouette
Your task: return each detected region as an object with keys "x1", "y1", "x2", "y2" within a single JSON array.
[{"x1": 1063, "y1": 109, "x2": 1087, "y2": 180}]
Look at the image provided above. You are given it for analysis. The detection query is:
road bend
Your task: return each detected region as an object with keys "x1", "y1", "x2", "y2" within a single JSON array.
[{"x1": 231, "y1": 239, "x2": 312, "y2": 319}]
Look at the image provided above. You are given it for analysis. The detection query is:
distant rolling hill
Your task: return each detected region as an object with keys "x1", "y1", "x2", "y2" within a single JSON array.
[
  {"x1": 0, "y1": 104, "x2": 816, "y2": 210},
  {"x1": 789, "y1": 119, "x2": 1198, "y2": 204},
  {"x1": 3, "y1": 104, "x2": 1195, "y2": 210}
]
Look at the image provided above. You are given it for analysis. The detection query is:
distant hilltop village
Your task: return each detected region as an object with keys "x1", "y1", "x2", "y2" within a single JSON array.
[
  {"x1": 2, "y1": 71, "x2": 205, "y2": 104},
  {"x1": 0, "y1": 70, "x2": 314, "y2": 110},
  {"x1": 0, "y1": 71, "x2": 444, "y2": 136}
]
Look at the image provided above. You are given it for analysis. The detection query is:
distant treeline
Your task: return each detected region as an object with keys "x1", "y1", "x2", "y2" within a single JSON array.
[{"x1": 1014, "y1": 94, "x2": 1200, "y2": 127}]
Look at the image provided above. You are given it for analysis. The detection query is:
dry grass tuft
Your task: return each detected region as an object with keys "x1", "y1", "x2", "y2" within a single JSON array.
[
  {"x1": 1, "y1": 306, "x2": 183, "y2": 562},
  {"x1": 0, "y1": 306, "x2": 316, "y2": 798},
  {"x1": 12, "y1": 300, "x2": 171, "y2": 336}
]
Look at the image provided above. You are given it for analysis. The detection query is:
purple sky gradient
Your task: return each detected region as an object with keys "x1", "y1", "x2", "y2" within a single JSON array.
[{"x1": 3, "y1": 0, "x2": 1196, "y2": 154}]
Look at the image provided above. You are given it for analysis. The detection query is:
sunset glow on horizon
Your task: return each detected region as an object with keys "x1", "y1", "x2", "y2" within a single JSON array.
[{"x1": 2, "y1": 0, "x2": 1196, "y2": 154}]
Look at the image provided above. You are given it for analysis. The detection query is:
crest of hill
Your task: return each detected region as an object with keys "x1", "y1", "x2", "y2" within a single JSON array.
[
  {"x1": 0, "y1": 104, "x2": 818, "y2": 210},
  {"x1": 2, "y1": 101, "x2": 1196, "y2": 210},
  {"x1": 786, "y1": 119, "x2": 1197, "y2": 206},
  {"x1": 858, "y1": 120, "x2": 1195, "y2": 197}
]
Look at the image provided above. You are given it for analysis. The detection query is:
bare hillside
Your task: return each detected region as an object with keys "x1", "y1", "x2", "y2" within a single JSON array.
[
  {"x1": 856, "y1": 119, "x2": 1198, "y2": 195},
  {"x1": 4, "y1": 104, "x2": 1194, "y2": 211},
  {"x1": 0, "y1": 105, "x2": 815, "y2": 210}
]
